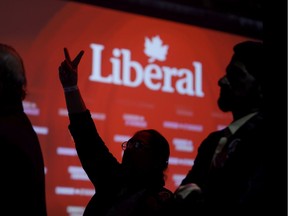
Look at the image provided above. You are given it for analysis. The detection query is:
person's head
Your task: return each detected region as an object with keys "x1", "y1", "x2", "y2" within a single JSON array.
[
  {"x1": 0, "y1": 43, "x2": 27, "y2": 101},
  {"x1": 217, "y1": 40, "x2": 264, "y2": 117},
  {"x1": 121, "y1": 129, "x2": 170, "y2": 188}
]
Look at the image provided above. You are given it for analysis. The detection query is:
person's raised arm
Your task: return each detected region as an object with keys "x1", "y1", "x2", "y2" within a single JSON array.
[{"x1": 58, "y1": 48, "x2": 87, "y2": 114}]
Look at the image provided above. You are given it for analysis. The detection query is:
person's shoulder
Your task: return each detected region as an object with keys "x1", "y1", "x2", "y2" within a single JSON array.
[{"x1": 157, "y1": 187, "x2": 174, "y2": 203}]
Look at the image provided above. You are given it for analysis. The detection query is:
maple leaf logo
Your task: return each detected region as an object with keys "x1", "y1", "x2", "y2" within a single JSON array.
[{"x1": 144, "y1": 35, "x2": 169, "y2": 63}]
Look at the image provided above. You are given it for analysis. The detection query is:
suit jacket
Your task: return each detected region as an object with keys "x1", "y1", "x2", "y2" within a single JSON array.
[
  {"x1": 0, "y1": 100, "x2": 47, "y2": 216},
  {"x1": 180, "y1": 111, "x2": 270, "y2": 216}
]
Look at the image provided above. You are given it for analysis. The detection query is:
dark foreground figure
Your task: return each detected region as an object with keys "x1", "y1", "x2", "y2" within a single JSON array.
[
  {"x1": 173, "y1": 41, "x2": 271, "y2": 216},
  {"x1": 58, "y1": 48, "x2": 173, "y2": 216},
  {"x1": 0, "y1": 43, "x2": 47, "y2": 215}
]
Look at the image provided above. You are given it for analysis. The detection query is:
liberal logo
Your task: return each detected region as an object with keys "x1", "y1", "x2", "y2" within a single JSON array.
[{"x1": 89, "y1": 36, "x2": 204, "y2": 97}]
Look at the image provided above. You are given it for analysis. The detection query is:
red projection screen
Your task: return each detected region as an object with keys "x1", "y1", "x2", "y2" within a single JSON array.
[{"x1": 0, "y1": 0, "x2": 254, "y2": 215}]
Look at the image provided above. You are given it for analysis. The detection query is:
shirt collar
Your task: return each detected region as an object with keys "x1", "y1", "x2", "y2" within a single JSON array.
[{"x1": 228, "y1": 112, "x2": 258, "y2": 135}]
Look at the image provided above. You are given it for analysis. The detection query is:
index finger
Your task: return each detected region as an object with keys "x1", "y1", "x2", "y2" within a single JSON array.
[{"x1": 64, "y1": 47, "x2": 71, "y2": 62}]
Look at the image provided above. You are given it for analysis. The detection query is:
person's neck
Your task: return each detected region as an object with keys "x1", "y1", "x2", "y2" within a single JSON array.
[
  {"x1": 125, "y1": 171, "x2": 163, "y2": 192},
  {"x1": 0, "y1": 97, "x2": 23, "y2": 114}
]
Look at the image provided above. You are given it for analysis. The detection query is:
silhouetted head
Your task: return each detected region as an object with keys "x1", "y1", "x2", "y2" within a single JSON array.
[
  {"x1": 121, "y1": 129, "x2": 170, "y2": 189},
  {"x1": 0, "y1": 43, "x2": 27, "y2": 101},
  {"x1": 217, "y1": 40, "x2": 264, "y2": 119}
]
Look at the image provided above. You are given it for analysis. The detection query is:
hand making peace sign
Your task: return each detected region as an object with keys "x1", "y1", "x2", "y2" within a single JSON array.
[{"x1": 58, "y1": 48, "x2": 84, "y2": 88}]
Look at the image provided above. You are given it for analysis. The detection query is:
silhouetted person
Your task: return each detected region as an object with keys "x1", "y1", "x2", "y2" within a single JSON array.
[
  {"x1": 0, "y1": 43, "x2": 47, "y2": 215},
  {"x1": 58, "y1": 48, "x2": 173, "y2": 216},
  {"x1": 173, "y1": 41, "x2": 268, "y2": 216}
]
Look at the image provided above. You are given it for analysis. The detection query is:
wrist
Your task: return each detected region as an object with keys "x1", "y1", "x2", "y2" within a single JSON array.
[{"x1": 63, "y1": 85, "x2": 78, "y2": 92}]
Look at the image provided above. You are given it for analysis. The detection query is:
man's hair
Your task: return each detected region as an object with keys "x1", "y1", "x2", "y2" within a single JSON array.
[
  {"x1": 233, "y1": 40, "x2": 263, "y2": 86},
  {"x1": 232, "y1": 40, "x2": 264, "y2": 110},
  {"x1": 0, "y1": 43, "x2": 27, "y2": 100}
]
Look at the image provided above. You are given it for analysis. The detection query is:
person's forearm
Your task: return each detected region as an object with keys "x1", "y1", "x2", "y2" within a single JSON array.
[{"x1": 64, "y1": 88, "x2": 87, "y2": 114}]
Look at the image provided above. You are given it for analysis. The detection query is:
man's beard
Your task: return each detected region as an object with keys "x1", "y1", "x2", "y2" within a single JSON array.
[
  {"x1": 217, "y1": 96, "x2": 232, "y2": 112},
  {"x1": 217, "y1": 89, "x2": 234, "y2": 112},
  {"x1": 218, "y1": 93, "x2": 260, "y2": 113}
]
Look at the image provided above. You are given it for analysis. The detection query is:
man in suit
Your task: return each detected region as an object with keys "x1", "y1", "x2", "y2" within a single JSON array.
[{"x1": 173, "y1": 41, "x2": 269, "y2": 216}]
